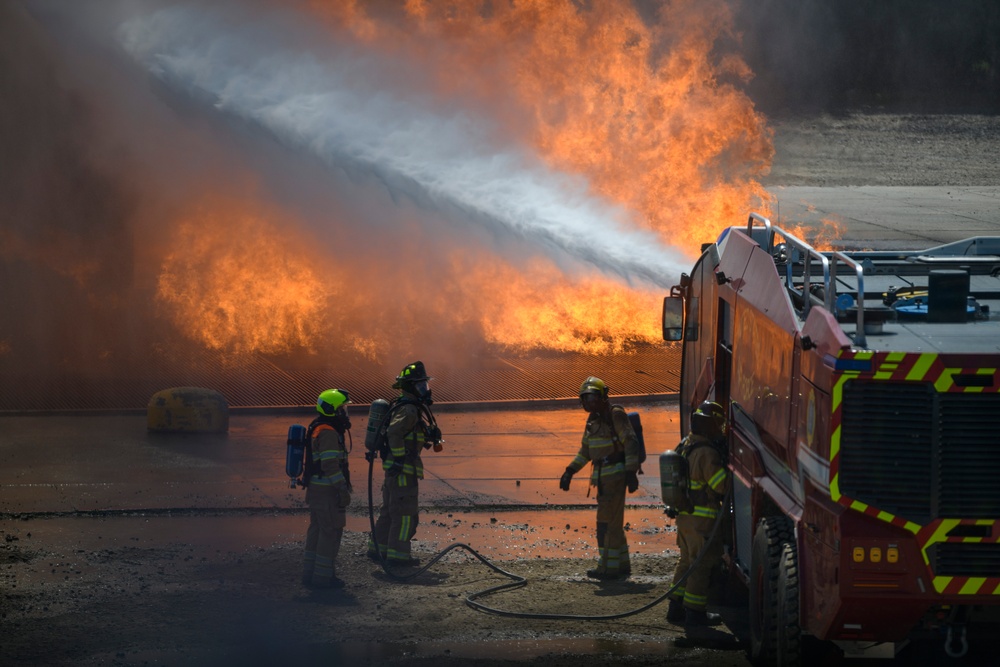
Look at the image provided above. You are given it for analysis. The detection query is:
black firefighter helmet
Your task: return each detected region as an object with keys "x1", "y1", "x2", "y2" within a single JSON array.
[
  {"x1": 393, "y1": 361, "x2": 434, "y2": 403},
  {"x1": 691, "y1": 401, "x2": 726, "y2": 440}
]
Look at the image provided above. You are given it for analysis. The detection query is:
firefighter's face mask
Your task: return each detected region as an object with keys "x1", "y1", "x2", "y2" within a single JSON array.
[
  {"x1": 580, "y1": 393, "x2": 602, "y2": 414},
  {"x1": 413, "y1": 380, "x2": 433, "y2": 404}
]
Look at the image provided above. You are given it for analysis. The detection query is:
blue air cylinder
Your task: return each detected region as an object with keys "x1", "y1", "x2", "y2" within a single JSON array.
[{"x1": 286, "y1": 424, "x2": 307, "y2": 487}]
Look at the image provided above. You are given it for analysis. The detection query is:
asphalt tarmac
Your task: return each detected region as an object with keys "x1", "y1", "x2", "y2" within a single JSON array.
[
  {"x1": 4, "y1": 185, "x2": 1000, "y2": 666},
  {"x1": 0, "y1": 400, "x2": 684, "y2": 564}
]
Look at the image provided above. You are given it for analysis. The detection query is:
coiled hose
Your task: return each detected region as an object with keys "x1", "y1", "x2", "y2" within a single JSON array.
[{"x1": 367, "y1": 456, "x2": 732, "y2": 621}]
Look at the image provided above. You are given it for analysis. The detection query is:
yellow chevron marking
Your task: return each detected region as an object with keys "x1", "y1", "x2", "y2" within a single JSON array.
[
  {"x1": 934, "y1": 577, "x2": 951, "y2": 594},
  {"x1": 906, "y1": 353, "x2": 937, "y2": 381},
  {"x1": 935, "y1": 369, "x2": 961, "y2": 393},
  {"x1": 961, "y1": 578, "x2": 986, "y2": 595},
  {"x1": 929, "y1": 519, "x2": 960, "y2": 545}
]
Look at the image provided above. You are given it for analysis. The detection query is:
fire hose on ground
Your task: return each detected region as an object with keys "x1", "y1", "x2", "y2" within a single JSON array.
[{"x1": 366, "y1": 455, "x2": 733, "y2": 622}]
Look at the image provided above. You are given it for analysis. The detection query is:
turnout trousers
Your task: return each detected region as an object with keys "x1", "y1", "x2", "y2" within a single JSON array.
[
  {"x1": 302, "y1": 484, "x2": 346, "y2": 586},
  {"x1": 594, "y1": 474, "x2": 630, "y2": 575},
  {"x1": 369, "y1": 474, "x2": 420, "y2": 562},
  {"x1": 670, "y1": 513, "x2": 723, "y2": 611}
]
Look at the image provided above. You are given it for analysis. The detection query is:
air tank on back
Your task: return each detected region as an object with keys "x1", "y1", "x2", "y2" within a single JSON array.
[
  {"x1": 660, "y1": 448, "x2": 691, "y2": 515},
  {"x1": 365, "y1": 398, "x2": 391, "y2": 455}
]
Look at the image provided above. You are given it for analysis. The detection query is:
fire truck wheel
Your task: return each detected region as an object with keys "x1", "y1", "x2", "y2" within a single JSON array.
[{"x1": 748, "y1": 515, "x2": 801, "y2": 667}]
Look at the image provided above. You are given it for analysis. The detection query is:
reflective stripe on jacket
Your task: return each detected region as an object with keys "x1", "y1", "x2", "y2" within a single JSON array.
[
  {"x1": 309, "y1": 424, "x2": 347, "y2": 487},
  {"x1": 567, "y1": 407, "x2": 639, "y2": 485},
  {"x1": 679, "y1": 434, "x2": 728, "y2": 518},
  {"x1": 382, "y1": 397, "x2": 425, "y2": 480}
]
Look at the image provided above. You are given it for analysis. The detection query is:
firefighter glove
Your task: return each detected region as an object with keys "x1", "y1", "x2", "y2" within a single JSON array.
[
  {"x1": 625, "y1": 470, "x2": 639, "y2": 493},
  {"x1": 364, "y1": 450, "x2": 376, "y2": 463},
  {"x1": 386, "y1": 460, "x2": 404, "y2": 477},
  {"x1": 559, "y1": 467, "x2": 575, "y2": 491}
]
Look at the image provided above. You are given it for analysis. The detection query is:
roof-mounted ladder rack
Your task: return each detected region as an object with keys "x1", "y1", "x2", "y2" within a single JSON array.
[{"x1": 746, "y1": 213, "x2": 868, "y2": 348}]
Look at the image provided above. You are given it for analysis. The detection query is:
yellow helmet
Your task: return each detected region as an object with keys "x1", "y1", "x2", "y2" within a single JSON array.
[
  {"x1": 316, "y1": 389, "x2": 351, "y2": 416},
  {"x1": 579, "y1": 376, "x2": 609, "y2": 399}
]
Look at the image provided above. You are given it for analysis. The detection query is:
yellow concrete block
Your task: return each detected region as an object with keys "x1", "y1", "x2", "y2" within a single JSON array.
[{"x1": 147, "y1": 387, "x2": 229, "y2": 433}]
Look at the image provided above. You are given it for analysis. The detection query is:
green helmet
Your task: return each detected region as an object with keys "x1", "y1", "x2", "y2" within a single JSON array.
[
  {"x1": 316, "y1": 388, "x2": 351, "y2": 416},
  {"x1": 579, "y1": 376, "x2": 609, "y2": 399}
]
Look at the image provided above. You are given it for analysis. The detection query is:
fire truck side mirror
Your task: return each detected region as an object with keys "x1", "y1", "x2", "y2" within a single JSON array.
[{"x1": 663, "y1": 295, "x2": 685, "y2": 341}]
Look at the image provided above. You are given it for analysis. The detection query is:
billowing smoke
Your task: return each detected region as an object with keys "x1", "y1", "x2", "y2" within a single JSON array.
[{"x1": 1, "y1": 0, "x2": 772, "y2": 404}]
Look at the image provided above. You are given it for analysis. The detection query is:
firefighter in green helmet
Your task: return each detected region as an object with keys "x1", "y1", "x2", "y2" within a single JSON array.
[
  {"x1": 367, "y1": 361, "x2": 442, "y2": 566},
  {"x1": 558, "y1": 376, "x2": 641, "y2": 580},
  {"x1": 302, "y1": 388, "x2": 352, "y2": 589}
]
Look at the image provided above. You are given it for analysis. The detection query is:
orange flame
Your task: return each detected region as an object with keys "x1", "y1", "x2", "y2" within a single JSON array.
[
  {"x1": 156, "y1": 198, "x2": 328, "y2": 357},
  {"x1": 787, "y1": 216, "x2": 847, "y2": 252},
  {"x1": 156, "y1": 1, "x2": 777, "y2": 359}
]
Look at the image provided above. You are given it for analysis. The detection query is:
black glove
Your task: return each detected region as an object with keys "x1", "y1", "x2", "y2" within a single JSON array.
[
  {"x1": 364, "y1": 450, "x2": 376, "y2": 463},
  {"x1": 428, "y1": 425, "x2": 442, "y2": 443},
  {"x1": 559, "y1": 467, "x2": 574, "y2": 491},
  {"x1": 625, "y1": 470, "x2": 639, "y2": 493},
  {"x1": 386, "y1": 460, "x2": 404, "y2": 477}
]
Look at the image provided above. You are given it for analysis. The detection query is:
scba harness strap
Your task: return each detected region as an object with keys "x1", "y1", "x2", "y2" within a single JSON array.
[
  {"x1": 374, "y1": 398, "x2": 440, "y2": 461},
  {"x1": 304, "y1": 416, "x2": 352, "y2": 490}
]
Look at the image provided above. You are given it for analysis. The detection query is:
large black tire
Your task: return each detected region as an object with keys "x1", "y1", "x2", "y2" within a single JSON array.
[{"x1": 749, "y1": 516, "x2": 801, "y2": 666}]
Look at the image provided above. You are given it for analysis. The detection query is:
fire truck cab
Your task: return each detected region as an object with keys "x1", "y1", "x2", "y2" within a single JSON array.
[{"x1": 663, "y1": 213, "x2": 1000, "y2": 664}]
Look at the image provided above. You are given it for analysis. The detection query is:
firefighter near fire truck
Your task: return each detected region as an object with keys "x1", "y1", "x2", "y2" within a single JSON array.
[
  {"x1": 291, "y1": 388, "x2": 353, "y2": 590},
  {"x1": 559, "y1": 376, "x2": 641, "y2": 581},
  {"x1": 366, "y1": 361, "x2": 443, "y2": 568},
  {"x1": 663, "y1": 212, "x2": 1000, "y2": 664},
  {"x1": 664, "y1": 400, "x2": 730, "y2": 630}
]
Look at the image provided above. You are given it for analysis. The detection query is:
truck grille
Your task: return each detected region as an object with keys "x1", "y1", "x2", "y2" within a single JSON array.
[
  {"x1": 839, "y1": 381, "x2": 1000, "y2": 525},
  {"x1": 928, "y1": 543, "x2": 1000, "y2": 577}
]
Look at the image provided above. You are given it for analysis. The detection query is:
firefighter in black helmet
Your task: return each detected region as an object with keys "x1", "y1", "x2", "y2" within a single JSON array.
[
  {"x1": 558, "y1": 376, "x2": 641, "y2": 580},
  {"x1": 302, "y1": 388, "x2": 352, "y2": 589},
  {"x1": 667, "y1": 400, "x2": 729, "y2": 629},
  {"x1": 367, "y1": 361, "x2": 442, "y2": 566}
]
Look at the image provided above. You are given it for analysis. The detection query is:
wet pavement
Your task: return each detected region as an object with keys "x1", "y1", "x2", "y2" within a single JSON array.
[{"x1": 0, "y1": 400, "x2": 683, "y2": 559}]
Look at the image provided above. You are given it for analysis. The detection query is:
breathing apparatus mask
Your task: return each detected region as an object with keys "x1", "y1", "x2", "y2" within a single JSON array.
[
  {"x1": 578, "y1": 376, "x2": 609, "y2": 415},
  {"x1": 411, "y1": 380, "x2": 433, "y2": 405},
  {"x1": 327, "y1": 408, "x2": 351, "y2": 433},
  {"x1": 580, "y1": 393, "x2": 603, "y2": 414}
]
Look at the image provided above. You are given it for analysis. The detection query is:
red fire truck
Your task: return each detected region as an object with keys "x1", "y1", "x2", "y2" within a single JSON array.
[{"x1": 663, "y1": 213, "x2": 1000, "y2": 664}]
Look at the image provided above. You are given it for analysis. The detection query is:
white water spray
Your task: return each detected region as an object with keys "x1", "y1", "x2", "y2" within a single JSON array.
[{"x1": 119, "y1": 4, "x2": 689, "y2": 289}]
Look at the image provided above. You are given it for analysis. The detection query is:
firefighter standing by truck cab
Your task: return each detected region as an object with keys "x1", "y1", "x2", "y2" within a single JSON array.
[
  {"x1": 302, "y1": 388, "x2": 353, "y2": 589},
  {"x1": 367, "y1": 361, "x2": 441, "y2": 567},
  {"x1": 559, "y1": 376, "x2": 641, "y2": 581},
  {"x1": 667, "y1": 400, "x2": 729, "y2": 628}
]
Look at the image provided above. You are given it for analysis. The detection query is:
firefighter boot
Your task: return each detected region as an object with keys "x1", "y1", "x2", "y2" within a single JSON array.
[
  {"x1": 666, "y1": 599, "x2": 685, "y2": 625},
  {"x1": 684, "y1": 609, "x2": 723, "y2": 627},
  {"x1": 389, "y1": 556, "x2": 421, "y2": 567}
]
